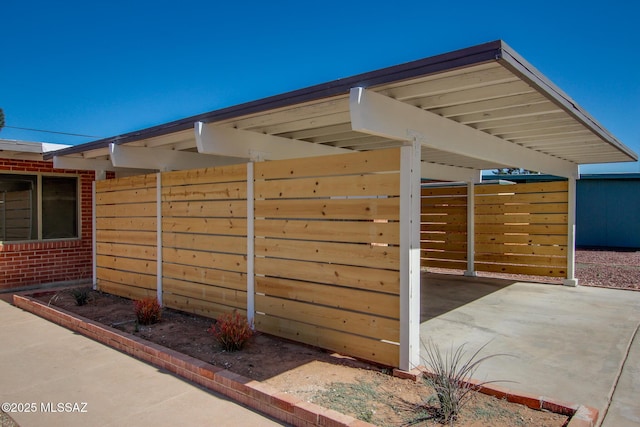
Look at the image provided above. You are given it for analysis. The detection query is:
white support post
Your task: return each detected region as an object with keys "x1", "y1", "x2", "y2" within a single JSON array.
[
  {"x1": 92, "y1": 181, "x2": 97, "y2": 290},
  {"x1": 156, "y1": 173, "x2": 164, "y2": 305},
  {"x1": 464, "y1": 182, "x2": 477, "y2": 277},
  {"x1": 246, "y1": 162, "x2": 255, "y2": 327},
  {"x1": 400, "y1": 141, "x2": 421, "y2": 371},
  {"x1": 563, "y1": 177, "x2": 579, "y2": 287}
]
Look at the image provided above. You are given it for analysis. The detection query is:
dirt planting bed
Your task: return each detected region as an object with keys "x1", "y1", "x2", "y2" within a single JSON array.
[{"x1": 30, "y1": 288, "x2": 573, "y2": 427}]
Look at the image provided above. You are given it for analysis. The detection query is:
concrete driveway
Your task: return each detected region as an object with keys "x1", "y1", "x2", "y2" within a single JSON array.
[{"x1": 420, "y1": 273, "x2": 640, "y2": 427}]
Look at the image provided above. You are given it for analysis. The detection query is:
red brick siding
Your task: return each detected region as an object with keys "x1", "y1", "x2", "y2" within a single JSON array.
[{"x1": 0, "y1": 159, "x2": 95, "y2": 290}]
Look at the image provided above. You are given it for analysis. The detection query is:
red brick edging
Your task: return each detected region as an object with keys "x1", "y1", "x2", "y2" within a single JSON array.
[
  {"x1": 14, "y1": 294, "x2": 598, "y2": 427},
  {"x1": 392, "y1": 369, "x2": 599, "y2": 427},
  {"x1": 13, "y1": 295, "x2": 373, "y2": 427}
]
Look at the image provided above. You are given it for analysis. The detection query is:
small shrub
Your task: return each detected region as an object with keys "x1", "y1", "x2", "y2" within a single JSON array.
[
  {"x1": 419, "y1": 340, "x2": 508, "y2": 426},
  {"x1": 71, "y1": 288, "x2": 90, "y2": 306},
  {"x1": 133, "y1": 297, "x2": 162, "y2": 325},
  {"x1": 208, "y1": 310, "x2": 253, "y2": 352}
]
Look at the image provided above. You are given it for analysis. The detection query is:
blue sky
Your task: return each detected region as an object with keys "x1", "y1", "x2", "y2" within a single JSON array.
[{"x1": 2, "y1": 0, "x2": 639, "y2": 174}]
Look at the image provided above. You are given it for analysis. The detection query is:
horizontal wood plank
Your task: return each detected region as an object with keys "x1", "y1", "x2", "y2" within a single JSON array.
[
  {"x1": 163, "y1": 293, "x2": 246, "y2": 319},
  {"x1": 475, "y1": 213, "x2": 568, "y2": 224},
  {"x1": 163, "y1": 247, "x2": 246, "y2": 273},
  {"x1": 255, "y1": 197, "x2": 400, "y2": 220},
  {"x1": 254, "y1": 147, "x2": 401, "y2": 180},
  {"x1": 255, "y1": 314, "x2": 399, "y2": 367},
  {"x1": 255, "y1": 173, "x2": 400, "y2": 199},
  {"x1": 163, "y1": 278, "x2": 246, "y2": 309},
  {"x1": 161, "y1": 164, "x2": 247, "y2": 186},
  {"x1": 255, "y1": 276, "x2": 399, "y2": 319},
  {"x1": 163, "y1": 217, "x2": 247, "y2": 236},
  {"x1": 96, "y1": 267, "x2": 156, "y2": 289},
  {"x1": 474, "y1": 243, "x2": 566, "y2": 256},
  {"x1": 474, "y1": 203, "x2": 567, "y2": 215},
  {"x1": 96, "y1": 187, "x2": 157, "y2": 205},
  {"x1": 421, "y1": 186, "x2": 467, "y2": 196},
  {"x1": 162, "y1": 181, "x2": 247, "y2": 202},
  {"x1": 163, "y1": 233, "x2": 247, "y2": 255},
  {"x1": 475, "y1": 253, "x2": 567, "y2": 267},
  {"x1": 474, "y1": 233, "x2": 567, "y2": 245},
  {"x1": 162, "y1": 200, "x2": 247, "y2": 218},
  {"x1": 96, "y1": 174, "x2": 157, "y2": 192},
  {"x1": 256, "y1": 295, "x2": 399, "y2": 341},
  {"x1": 255, "y1": 238, "x2": 400, "y2": 270},
  {"x1": 96, "y1": 202, "x2": 157, "y2": 218},
  {"x1": 96, "y1": 242, "x2": 157, "y2": 260},
  {"x1": 96, "y1": 217, "x2": 157, "y2": 232},
  {"x1": 475, "y1": 224, "x2": 567, "y2": 235},
  {"x1": 474, "y1": 262, "x2": 567, "y2": 277},
  {"x1": 256, "y1": 219, "x2": 399, "y2": 245},
  {"x1": 97, "y1": 280, "x2": 156, "y2": 301},
  {"x1": 475, "y1": 192, "x2": 568, "y2": 205},
  {"x1": 162, "y1": 262, "x2": 246, "y2": 291},
  {"x1": 96, "y1": 230, "x2": 157, "y2": 246},
  {"x1": 96, "y1": 255, "x2": 156, "y2": 275},
  {"x1": 255, "y1": 257, "x2": 399, "y2": 295},
  {"x1": 421, "y1": 259, "x2": 468, "y2": 270},
  {"x1": 475, "y1": 181, "x2": 568, "y2": 195}
]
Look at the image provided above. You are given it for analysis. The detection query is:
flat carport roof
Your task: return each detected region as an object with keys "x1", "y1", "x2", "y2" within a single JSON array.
[{"x1": 48, "y1": 40, "x2": 637, "y2": 180}]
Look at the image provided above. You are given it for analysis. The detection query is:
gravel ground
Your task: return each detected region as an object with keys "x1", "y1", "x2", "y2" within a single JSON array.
[
  {"x1": 575, "y1": 248, "x2": 640, "y2": 290},
  {"x1": 429, "y1": 249, "x2": 640, "y2": 290}
]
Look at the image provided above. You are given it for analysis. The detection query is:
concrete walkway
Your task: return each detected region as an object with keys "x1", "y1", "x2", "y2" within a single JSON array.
[
  {"x1": 421, "y1": 273, "x2": 640, "y2": 427},
  {"x1": 0, "y1": 299, "x2": 284, "y2": 427}
]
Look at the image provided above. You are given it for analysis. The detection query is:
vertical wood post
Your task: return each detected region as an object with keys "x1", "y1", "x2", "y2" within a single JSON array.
[
  {"x1": 246, "y1": 162, "x2": 255, "y2": 326},
  {"x1": 563, "y1": 177, "x2": 578, "y2": 286},
  {"x1": 400, "y1": 142, "x2": 421, "y2": 371},
  {"x1": 92, "y1": 180, "x2": 97, "y2": 290},
  {"x1": 156, "y1": 173, "x2": 164, "y2": 304},
  {"x1": 464, "y1": 181, "x2": 477, "y2": 277}
]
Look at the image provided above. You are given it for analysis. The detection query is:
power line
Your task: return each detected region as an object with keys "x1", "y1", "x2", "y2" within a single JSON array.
[{"x1": 4, "y1": 125, "x2": 103, "y2": 139}]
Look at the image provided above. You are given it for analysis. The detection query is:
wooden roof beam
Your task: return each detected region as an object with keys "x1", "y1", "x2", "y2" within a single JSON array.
[
  {"x1": 195, "y1": 121, "x2": 351, "y2": 161},
  {"x1": 109, "y1": 144, "x2": 244, "y2": 171},
  {"x1": 350, "y1": 87, "x2": 579, "y2": 179}
]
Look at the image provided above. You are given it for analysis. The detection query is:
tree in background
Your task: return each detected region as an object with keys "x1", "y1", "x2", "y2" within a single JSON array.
[
  {"x1": 0, "y1": 108, "x2": 4, "y2": 132},
  {"x1": 493, "y1": 168, "x2": 538, "y2": 175}
]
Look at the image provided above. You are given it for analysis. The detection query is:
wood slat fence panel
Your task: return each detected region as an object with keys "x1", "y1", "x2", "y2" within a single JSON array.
[
  {"x1": 254, "y1": 148, "x2": 402, "y2": 367},
  {"x1": 161, "y1": 166, "x2": 248, "y2": 318},
  {"x1": 421, "y1": 185, "x2": 468, "y2": 270},
  {"x1": 95, "y1": 174, "x2": 158, "y2": 300},
  {"x1": 474, "y1": 181, "x2": 568, "y2": 277},
  {"x1": 420, "y1": 180, "x2": 569, "y2": 278}
]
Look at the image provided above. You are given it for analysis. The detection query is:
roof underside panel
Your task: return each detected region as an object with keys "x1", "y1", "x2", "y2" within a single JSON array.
[{"x1": 48, "y1": 40, "x2": 637, "y2": 173}]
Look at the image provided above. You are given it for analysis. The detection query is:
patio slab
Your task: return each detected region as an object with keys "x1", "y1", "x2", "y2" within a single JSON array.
[{"x1": 421, "y1": 273, "x2": 640, "y2": 426}]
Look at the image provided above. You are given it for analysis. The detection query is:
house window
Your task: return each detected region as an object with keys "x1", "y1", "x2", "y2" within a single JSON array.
[{"x1": 0, "y1": 173, "x2": 79, "y2": 242}]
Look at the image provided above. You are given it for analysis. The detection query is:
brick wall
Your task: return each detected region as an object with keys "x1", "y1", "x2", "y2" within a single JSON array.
[{"x1": 0, "y1": 158, "x2": 95, "y2": 290}]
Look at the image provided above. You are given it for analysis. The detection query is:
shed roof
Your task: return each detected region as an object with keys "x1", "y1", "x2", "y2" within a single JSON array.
[{"x1": 48, "y1": 40, "x2": 637, "y2": 177}]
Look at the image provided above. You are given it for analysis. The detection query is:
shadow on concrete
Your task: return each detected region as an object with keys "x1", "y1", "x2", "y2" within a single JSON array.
[{"x1": 420, "y1": 272, "x2": 517, "y2": 322}]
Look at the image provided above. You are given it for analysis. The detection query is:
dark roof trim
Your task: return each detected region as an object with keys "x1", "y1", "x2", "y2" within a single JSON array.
[{"x1": 45, "y1": 40, "x2": 504, "y2": 159}]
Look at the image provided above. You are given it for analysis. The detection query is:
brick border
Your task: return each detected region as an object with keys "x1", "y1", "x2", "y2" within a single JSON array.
[
  {"x1": 13, "y1": 295, "x2": 374, "y2": 427},
  {"x1": 14, "y1": 295, "x2": 596, "y2": 427},
  {"x1": 392, "y1": 369, "x2": 599, "y2": 427}
]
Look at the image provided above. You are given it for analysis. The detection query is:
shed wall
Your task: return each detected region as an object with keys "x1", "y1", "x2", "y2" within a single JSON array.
[{"x1": 576, "y1": 178, "x2": 640, "y2": 248}]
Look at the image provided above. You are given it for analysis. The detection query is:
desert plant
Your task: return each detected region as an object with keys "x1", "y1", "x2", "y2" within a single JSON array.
[
  {"x1": 133, "y1": 297, "x2": 162, "y2": 325},
  {"x1": 419, "y1": 340, "x2": 508, "y2": 426},
  {"x1": 71, "y1": 288, "x2": 90, "y2": 306},
  {"x1": 208, "y1": 310, "x2": 253, "y2": 352}
]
